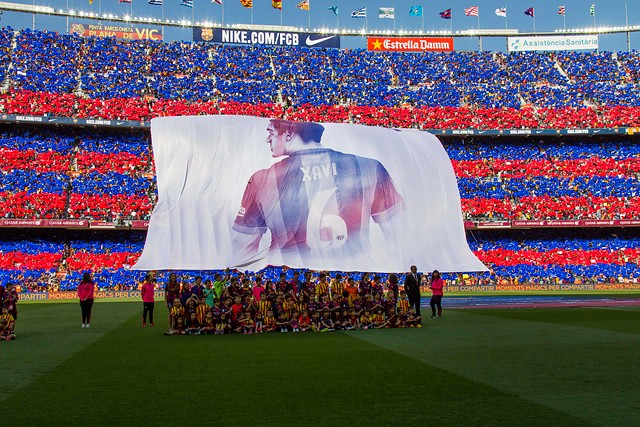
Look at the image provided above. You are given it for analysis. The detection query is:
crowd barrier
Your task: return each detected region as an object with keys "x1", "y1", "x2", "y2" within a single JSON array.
[
  {"x1": 18, "y1": 290, "x2": 165, "y2": 300},
  {"x1": 16, "y1": 284, "x2": 640, "y2": 300},
  {"x1": 443, "y1": 283, "x2": 640, "y2": 292}
]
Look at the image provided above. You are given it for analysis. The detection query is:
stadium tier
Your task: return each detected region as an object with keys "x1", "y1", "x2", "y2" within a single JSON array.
[
  {"x1": 0, "y1": 29, "x2": 640, "y2": 125},
  {"x1": 2, "y1": 126, "x2": 640, "y2": 222},
  {"x1": 2, "y1": 229, "x2": 640, "y2": 291}
]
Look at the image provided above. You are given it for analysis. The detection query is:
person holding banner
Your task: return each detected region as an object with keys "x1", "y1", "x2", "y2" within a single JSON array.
[
  {"x1": 232, "y1": 119, "x2": 404, "y2": 267},
  {"x1": 78, "y1": 273, "x2": 96, "y2": 329}
]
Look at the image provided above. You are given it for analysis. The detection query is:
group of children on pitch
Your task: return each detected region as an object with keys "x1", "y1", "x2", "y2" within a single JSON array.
[{"x1": 165, "y1": 272, "x2": 422, "y2": 335}]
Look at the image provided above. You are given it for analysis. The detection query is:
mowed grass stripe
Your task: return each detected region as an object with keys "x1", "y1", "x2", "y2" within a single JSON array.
[
  {"x1": 470, "y1": 307, "x2": 640, "y2": 335},
  {"x1": 0, "y1": 302, "x2": 139, "y2": 403},
  {"x1": 4, "y1": 305, "x2": 589, "y2": 426},
  {"x1": 353, "y1": 309, "x2": 640, "y2": 426}
]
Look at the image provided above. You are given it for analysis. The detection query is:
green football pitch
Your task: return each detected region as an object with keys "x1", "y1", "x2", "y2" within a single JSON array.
[{"x1": 2, "y1": 302, "x2": 640, "y2": 426}]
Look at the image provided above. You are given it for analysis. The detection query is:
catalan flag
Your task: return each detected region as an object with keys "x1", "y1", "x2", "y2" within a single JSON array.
[
  {"x1": 272, "y1": 0, "x2": 282, "y2": 10},
  {"x1": 296, "y1": 0, "x2": 309, "y2": 11},
  {"x1": 240, "y1": 0, "x2": 252, "y2": 8}
]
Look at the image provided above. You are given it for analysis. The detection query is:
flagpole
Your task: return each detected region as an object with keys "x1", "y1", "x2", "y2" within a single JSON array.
[
  {"x1": 307, "y1": 5, "x2": 310, "y2": 29},
  {"x1": 421, "y1": 11, "x2": 424, "y2": 33},
  {"x1": 626, "y1": 1, "x2": 630, "y2": 51},
  {"x1": 281, "y1": 6, "x2": 283, "y2": 27},
  {"x1": 505, "y1": 10, "x2": 508, "y2": 30},
  {"x1": 477, "y1": 13, "x2": 481, "y2": 52},
  {"x1": 251, "y1": 4, "x2": 254, "y2": 25}
]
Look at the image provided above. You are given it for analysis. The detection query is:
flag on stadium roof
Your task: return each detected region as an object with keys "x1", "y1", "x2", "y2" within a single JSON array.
[
  {"x1": 464, "y1": 6, "x2": 478, "y2": 17},
  {"x1": 409, "y1": 6, "x2": 422, "y2": 17},
  {"x1": 89, "y1": 0, "x2": 94, "y2": 4},
  {"x1": 272, "y1": 0, "x2": 282, "y2": 10},
  {"x1": 119, "y1": 0, "x2": 132, "y2": 4},
  {"x1": 148, "y1": 0, "x2": 163, "y2": 5},
  {"x1": 213, "y1": 0, "x2": 222, "y2": 5},
  {"x1": 327, "y1": 6, "x2": 338, "y2": 16},
  {"x1": 558, "y1": 6, "x2": 565, "y2": 16},
  {"x1": 590, "y1": 4, "x2": 595, "y2": 16},
  {"x1": 240, "y1": 0, "x2": 252, "y2": 8},
  {"x1": 524, "y1": 7, "x2": 534, "y2": 17},
  {"x1": 495, "y1": 7, "x2": 506, "y2": 17},
  {"x1": 180, "y1": 0, "x2": 193, "y2": 7},
  {"x1": 439, "y1": 8, "x2": 452, "y2": 19},
  {"x1": 379, "y1": 7, "x2": 394, "y2": 19},
  {"x1": 351, "y1": 7, "x2": 366, "y2": 18},
  {"x1": 296, "y1": 0, "x2": 309, "y2": 11}
]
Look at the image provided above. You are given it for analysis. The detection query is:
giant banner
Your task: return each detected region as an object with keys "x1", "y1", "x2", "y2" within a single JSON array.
[
  {"x1": 193, "y1": 28, "x2": 340, "y2": 48},
  {"x1": 134, "y1": 116, "x2": 486, "y2": 273}
]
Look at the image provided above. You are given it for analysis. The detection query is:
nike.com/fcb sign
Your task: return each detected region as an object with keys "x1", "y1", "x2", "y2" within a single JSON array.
[
  {"x1": 367, "y1": 37, "x2": 454, "y2": 52},
  {"x1": 193, "y1": 28, "x2": 340, "y2": 48}
]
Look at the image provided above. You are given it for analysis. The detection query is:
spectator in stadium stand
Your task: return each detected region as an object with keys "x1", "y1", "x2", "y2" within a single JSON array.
[
  {"x1": 403, "y1": 266, "x2": 422, "y2": 318},
  {"x1": 164, "y1": 273, "x2": 180, "y2": 331},
  {"x1": 78, "y1": 272, "x2": 96, "y2": 329},
  {"x1": 141, "y1": 273, "x2": 156, "y2": 327},
  {"x1": 429, "y1": 270, "x2": 444, "y2": 319}
]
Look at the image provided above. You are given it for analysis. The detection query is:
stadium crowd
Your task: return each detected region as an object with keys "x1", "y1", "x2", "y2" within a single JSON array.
[{"x1": 0, "y1": 29, "x2": 640, "y2": 127}]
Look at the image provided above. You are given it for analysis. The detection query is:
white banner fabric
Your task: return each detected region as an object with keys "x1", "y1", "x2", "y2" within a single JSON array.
[{"x1": 133, "y1": 116, "x2": 487, "y2": 273}]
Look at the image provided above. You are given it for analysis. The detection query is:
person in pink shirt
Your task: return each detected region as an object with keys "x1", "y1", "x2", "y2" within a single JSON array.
[
  {"x1": 78, "y1": 272, "x2": 96, "y2": 328},
  {"x1": 429, "y1": 270, "x2": 444, "y2": 319},
  {"x1": 141, "y1": 274, "x2": 156, "y2": 327},
  {"x1": 252, "y1": 277, "x2": 265, "y2": 301}
]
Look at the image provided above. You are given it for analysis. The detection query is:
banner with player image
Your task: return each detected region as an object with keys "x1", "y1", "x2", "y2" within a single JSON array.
[{"x1": 133, "y1": 116, "x2": 487, "y2": 273}]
